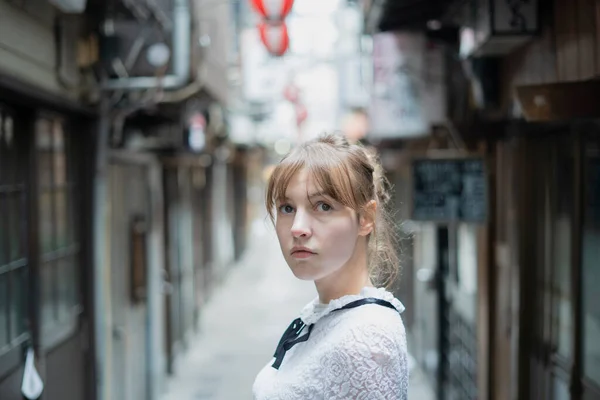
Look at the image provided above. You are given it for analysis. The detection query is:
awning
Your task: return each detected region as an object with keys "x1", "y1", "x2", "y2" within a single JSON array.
[{"x1": 366, "y1": 0, "x2": 456, "y2": 33}]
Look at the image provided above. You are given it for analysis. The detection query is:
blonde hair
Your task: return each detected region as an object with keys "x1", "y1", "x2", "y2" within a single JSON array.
[{"x1": 265, "y1": 132, "x2": 400, "y2": 288}]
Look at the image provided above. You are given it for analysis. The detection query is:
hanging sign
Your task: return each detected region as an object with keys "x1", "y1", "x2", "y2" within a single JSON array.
[
  {"x1": 295, "y1": 103, "x2": 308, "y2": 127},
  {"x1": 283, "y1": 83, "x2": 300, "y2": 103},
  {"x1": 188, "y1": 113, "x2": 207, "y2": 152},
  {"x1": 459, "y1": 0, "x2": 539, "y2": 58},
  {"x1": 370, "y1": 32, "x2": 428, "y2": 139},
  {"x1": 411, "y1": 157, "x2": 488, "y2": 222}
]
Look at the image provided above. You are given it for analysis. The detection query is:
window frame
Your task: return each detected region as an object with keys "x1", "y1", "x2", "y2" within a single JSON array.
[
  {"x1": 580, "y1": 131, "x2": 600, "y2": 397},
  {"x1": 547, "y1": 136, "x2": 576, "y2": 369},
  {"x1": 34, "y1": 112, "x2": 82, "y2": 350},
  {"x1": 0, "y1": 104, "x2": 31, "y2": 379}
]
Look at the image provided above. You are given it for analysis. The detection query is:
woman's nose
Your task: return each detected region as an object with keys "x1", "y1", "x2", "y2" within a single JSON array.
[{"x1": 290, "y1": 212, "x2": 311, "y2": 238}]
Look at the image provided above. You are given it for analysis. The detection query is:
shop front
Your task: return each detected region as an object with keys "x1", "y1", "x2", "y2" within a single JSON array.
[{"x1": 0, "y1": 88, "x2": 96, "y2": 400}]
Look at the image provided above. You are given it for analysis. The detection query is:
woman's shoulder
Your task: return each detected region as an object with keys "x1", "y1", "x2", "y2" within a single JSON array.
[
  {"x1": 301, "y1": 287, "x2": 405, "y2": 325},
  {"x1": 339, "y1": 302, "x2": 406, "y2": 334},
  {"x1": 322, "y1": 303, "x2": 407, "y2": 353},
  {"x1": 318, "y1": 304, "x2": 408, "y2": 378}
]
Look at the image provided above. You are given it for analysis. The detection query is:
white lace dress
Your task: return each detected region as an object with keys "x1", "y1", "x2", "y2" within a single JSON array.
[{"x1": 253, "y1": 287, "x2": 408, "y2": 400}]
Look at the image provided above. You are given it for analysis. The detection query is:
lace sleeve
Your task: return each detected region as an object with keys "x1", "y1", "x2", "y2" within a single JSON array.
[{"x1": 321, "y1": 321, "x2": 408, "y2": 400}]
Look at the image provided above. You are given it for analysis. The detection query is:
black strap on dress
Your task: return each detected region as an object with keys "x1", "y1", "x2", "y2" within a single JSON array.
[{"x1": 271, "y1": 297, "x2": 399, "y2": 370}]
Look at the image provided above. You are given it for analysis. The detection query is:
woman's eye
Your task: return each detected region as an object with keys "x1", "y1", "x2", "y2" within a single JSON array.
[
  {"x1": 279, "y1": 204, "x2": 294, "y2": 214},
  {"x1": 316, "y1": 202, "x2": 332, "y2": 212}
]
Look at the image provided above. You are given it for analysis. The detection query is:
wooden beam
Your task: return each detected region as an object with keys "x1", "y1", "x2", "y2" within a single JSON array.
[
  {"x1": 515, "y1": 80, "x2": 600, "y2": 121},
  {"x1": 0, "y1": 73, "x2": 97, "y2": 117}
]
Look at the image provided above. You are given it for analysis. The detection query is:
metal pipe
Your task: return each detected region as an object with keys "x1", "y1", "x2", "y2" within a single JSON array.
[
  {"x1": 102, "y1": 0, "x2": 191, "y2": 91},
  {"x1": 93, "y1": 99, "x2": 111, "y2": 400},
  {"x1": 146, "y1": 163, "x2": 165, "y2": 400}
]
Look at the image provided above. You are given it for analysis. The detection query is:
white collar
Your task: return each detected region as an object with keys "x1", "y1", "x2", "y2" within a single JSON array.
[{"x1": 299, "y1": 286, "x2": 405, "y2": 325}]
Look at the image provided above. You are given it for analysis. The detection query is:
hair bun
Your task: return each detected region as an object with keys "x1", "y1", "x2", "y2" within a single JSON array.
[{"x1": 317, "y1": 132, "x2": 350, "y2": 148}]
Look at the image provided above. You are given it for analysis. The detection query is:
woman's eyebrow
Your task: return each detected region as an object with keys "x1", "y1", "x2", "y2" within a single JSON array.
[
  {"x1": 307, "y1": 192, "x2": 329, "y2": 199},
  {"x1": 281, "y1": 192, "x2": 330, "y2": 202}
]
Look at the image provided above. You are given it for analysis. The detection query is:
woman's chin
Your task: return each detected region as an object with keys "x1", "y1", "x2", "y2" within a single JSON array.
[
  {"x1": 288, "y1": 263, "x2": 320, "y2": 281},
  {"x1": 290, "y1": 268, "x2": 316, "y2": 281}
]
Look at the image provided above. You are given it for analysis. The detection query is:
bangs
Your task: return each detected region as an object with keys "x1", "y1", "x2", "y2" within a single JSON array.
[{"x1": 266, "y1": 144, "x2": 359, "y2": 220}]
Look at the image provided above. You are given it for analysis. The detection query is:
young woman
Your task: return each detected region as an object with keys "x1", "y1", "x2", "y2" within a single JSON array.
[{"x1": 253, "y1": 133, "x2": 408, "y2": 399}]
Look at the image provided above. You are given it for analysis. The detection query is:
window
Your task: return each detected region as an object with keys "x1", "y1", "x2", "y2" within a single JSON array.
[
  {"x1": 0, "y1": 106, "x2": 29, "y2": 356},
  {"x1": 551, "y1": 141, "x2": 574, "y2": 361},
  {"x1": 36, "y1": 116, "x2": 80, "y2": 346},
  {"x1": 583, "y1": 138, "x2": 600, "y2": 387}
]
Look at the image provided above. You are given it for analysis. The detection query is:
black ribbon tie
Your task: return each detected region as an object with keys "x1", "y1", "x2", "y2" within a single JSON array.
[{"x1": 271, "y1": 297, "x2": 399, "y2": 370}]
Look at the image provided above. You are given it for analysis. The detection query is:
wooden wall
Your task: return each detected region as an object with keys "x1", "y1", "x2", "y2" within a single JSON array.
[
  {"x1": 492, "y1": 3, "x2": 600, "y2": 399},
  {"x1": 502, "y1": 0, "x2": 600, "y2": 109}
]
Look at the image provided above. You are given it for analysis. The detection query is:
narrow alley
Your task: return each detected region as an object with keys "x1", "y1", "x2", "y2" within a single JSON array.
[
  {"x1": 4, "y1": 0, "x2": 600, "y2": 399},
  {"x1": 160, "y1": 218, "x2": 435, "y2": 400}
]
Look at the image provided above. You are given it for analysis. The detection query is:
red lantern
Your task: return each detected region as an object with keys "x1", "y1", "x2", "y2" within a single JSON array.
[
  {"x1": 283, "y1": 83, "x2": 300, "y2": 103},
  {"x1": 258, "y1": 22, "x2": 289, "y2": 57},
  {"x1": 295, "y1": 103, "x2": 308, "y2": 127},
  {"x1": 250, "y1": 0, "x2": 294, "y2": 21}
]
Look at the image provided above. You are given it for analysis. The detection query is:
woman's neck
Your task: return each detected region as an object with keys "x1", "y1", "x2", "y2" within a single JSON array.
[{"x1": 314, "y1": 243, "x2": 373, "y2": 304}]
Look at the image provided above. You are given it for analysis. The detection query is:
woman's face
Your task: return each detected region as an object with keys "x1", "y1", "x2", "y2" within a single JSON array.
[{"x1": 275, "y1": 169, "x2": 370, "y2": 282}]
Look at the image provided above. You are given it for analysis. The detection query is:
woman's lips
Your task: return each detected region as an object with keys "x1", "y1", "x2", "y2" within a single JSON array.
[
  {"x1": 291, "y1": 246, "x2": 316, "y2": 259},
  {"x1": 292, "y1": 250, "x2": 315, "y2": 259}
]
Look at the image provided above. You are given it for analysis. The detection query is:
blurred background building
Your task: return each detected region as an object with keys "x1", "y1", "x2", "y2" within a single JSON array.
[{"x1": 0, "y1": 0, "x2": 599, "y2": 399}]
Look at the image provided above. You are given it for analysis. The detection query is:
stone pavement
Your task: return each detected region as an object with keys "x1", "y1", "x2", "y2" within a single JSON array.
[{"x1": 160, "y1": 219, "x2": 436, "y2": 400}]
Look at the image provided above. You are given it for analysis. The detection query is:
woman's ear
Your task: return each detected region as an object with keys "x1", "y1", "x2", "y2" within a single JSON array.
[{"x1": 358, "y1": 200, "x2": 377, "y2": 236}]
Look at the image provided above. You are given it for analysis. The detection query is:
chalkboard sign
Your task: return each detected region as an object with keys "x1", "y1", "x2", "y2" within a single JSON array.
[{"x1": 411, "y1": 157, "x2": 488, "y2": 222}]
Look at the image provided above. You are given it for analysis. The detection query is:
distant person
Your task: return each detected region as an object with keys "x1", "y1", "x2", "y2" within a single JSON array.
[{"x1": 253, "y1": 133, "x2": 408, "y2": 399}]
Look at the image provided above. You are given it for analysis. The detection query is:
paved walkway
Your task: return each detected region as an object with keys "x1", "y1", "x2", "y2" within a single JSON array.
[{"x1": 161, "y1": 220, "x2": 436, "y2": 400}]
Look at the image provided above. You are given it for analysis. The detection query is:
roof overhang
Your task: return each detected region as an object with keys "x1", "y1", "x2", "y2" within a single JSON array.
[{"x1": 364, "y1": 0, "x2": 456, "y2": 34}]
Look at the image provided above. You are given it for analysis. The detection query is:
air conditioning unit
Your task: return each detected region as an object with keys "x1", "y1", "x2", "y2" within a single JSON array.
[
  {"x1": 48, "y1": 0, "x2": 87, "y2": 13},
  {"x1": 459, "y1": 0, "x2": 539, "y2": 59}
]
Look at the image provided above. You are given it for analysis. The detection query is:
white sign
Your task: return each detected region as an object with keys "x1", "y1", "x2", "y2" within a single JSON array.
[
  {"x1": 369, "y1": 32, "x2": 445, "y2": 139},
  {"x1": 188, "y1": 114, "x2": 206, "y2": 152}
]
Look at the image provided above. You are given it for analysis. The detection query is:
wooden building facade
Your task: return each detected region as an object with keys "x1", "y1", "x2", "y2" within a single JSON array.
[
  {"x1": 362, "y1": 0, "x2": 600, "y2": 399},
  {"x1": 491, "y1": 0, "x2": 600, "y2": 398}
]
